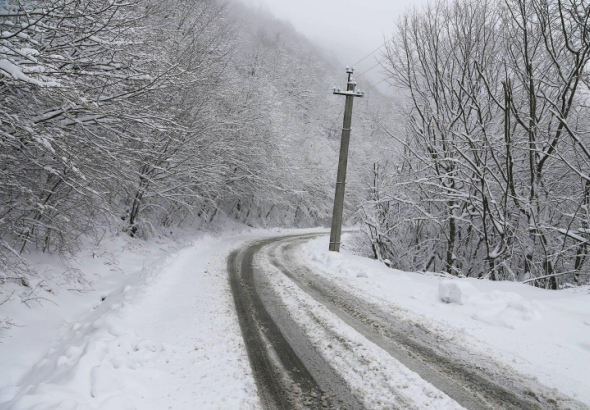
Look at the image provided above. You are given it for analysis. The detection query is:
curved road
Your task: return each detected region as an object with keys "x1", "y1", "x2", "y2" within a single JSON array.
[{"x1": 228, "y1": 233, "x2": 587, "y2": 410}]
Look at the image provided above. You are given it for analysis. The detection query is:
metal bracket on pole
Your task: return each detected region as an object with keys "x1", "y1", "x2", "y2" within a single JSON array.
[{"x1": 333, "y1": 91, "x2": 365, "y2": 97}]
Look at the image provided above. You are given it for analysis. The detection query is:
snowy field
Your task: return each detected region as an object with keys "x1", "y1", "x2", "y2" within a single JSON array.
[
  {"x1": 0, "y1": 227, "x2": 288, "y2": 409},
  {"x1": 300, "y1": 234, "x2": 590, "y2": 406}
]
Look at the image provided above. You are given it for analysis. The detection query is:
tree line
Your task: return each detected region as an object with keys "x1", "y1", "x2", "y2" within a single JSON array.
[
  {"x1": 0, "y1": 0, "x2": 394, "y2": 287},
  {"x1": 360, "y1": 0, "x2": 590, "y2": 288}
]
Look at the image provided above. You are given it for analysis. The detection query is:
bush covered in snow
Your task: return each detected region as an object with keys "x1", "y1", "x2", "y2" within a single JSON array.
[{"x1": 438, "y1": 280, "x2": 479, "y2": 305}]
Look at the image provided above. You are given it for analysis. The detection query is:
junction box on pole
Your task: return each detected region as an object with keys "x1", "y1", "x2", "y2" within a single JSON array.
[{"x1": 329, "y1": 66, "x2": 364, "y2": 252}]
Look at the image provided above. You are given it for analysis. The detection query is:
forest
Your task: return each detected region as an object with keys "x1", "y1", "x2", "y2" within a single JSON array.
[
  {"x1": 2, "y1": 1, "x2": 590, "y2": 408},
  {"x1": 361, "y1": 0, "x2": 590, "y2": 289},
  {"x1": 2, "y1": 0, "x2": 590, "y2": 290},
  {"x1": 0, "y1": 0, "x2": 394, "y2": 290}
]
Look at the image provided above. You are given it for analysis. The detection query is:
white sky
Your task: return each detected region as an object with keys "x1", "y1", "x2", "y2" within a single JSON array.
[{"x1": 244, "y1": 0, "x2": 425, "y2": 92}]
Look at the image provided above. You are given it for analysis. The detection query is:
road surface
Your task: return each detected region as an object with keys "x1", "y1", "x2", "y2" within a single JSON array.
[{"x1": 228, "y1": 233, "x2": 586, "y2": 410}]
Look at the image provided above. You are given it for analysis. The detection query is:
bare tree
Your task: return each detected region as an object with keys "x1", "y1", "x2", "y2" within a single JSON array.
[{"x1": 373, "y1": 0, "x2": 590, "y2": 287}]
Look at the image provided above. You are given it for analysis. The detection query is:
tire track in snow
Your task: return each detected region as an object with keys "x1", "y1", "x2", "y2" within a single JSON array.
[
  {"x1": 269, "y1": 235, "x2": 588, "y2": 410},
  {"x1": 228, "y1": 235, "x2": 362, "y2": 410},
  {"x1": 255, "y1": 236, "x2": 463, "y2": 409}
]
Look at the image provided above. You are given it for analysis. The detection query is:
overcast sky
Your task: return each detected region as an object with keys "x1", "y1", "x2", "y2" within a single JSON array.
[{"x1": 243, "y1": 0, "x2": 426, "y2": 92}]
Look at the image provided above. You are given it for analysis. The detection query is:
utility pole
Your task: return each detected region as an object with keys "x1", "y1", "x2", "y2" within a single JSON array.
[{"x1": 329, "y1": 66, "x2": 364, "y2": 252}]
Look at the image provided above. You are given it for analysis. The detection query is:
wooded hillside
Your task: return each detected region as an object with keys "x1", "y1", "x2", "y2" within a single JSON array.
[{"x1": 0, "y1": 0, "x2": 394, "y2": 286}]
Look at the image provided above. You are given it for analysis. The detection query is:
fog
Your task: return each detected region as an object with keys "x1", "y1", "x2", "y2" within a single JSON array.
[{"x1": 245, "y1": 0, "x2": 426, "y2": 93}]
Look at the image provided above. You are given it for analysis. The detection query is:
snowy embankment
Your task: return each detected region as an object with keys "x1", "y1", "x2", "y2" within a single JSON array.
[
  {"x1": 0, "y1": 228, "x2": 277, "y2": 410},
  {"x1": 300, "y1": 235, "x2": 590, "y2": 406}
]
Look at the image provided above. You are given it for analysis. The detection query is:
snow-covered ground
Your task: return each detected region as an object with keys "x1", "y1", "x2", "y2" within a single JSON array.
[
  {"x1": 0, "y1": 227, "x2": 286, "y2": 410},
  {"x1": 300, "y1": 234, "x2": 590, "y2": 406},
  {"x1": 3, "y1": 228, "x2": 589, "y2": 409}
]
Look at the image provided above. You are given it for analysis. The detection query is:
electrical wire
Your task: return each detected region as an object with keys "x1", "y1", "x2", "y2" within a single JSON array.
[
  {"x1": 328, "y1": 107, "x2": 344, "y2": 131},
  {"x1": 355, "y1": 61, "x2": 381, "y2": 78},
  {"x1": 365, "y1": 78, "x2": 388, "y2": 91},
  {"x1": 352, "y1": 36, "x2": 394, "y2": 67},
  {"x1": 348, "y1": 36, "x2": 396, "y2": 89}
]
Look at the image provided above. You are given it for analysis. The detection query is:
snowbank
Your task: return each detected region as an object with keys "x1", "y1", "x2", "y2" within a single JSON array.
[
  {"x1": 437, "y1": 279, "x2": 543, "y2": 329},
  {"x1": 0, "y1": 231, "x2": 266, "y2": 409},
  {"x1": 438, "y1": 280, "x2": 479, "y2": 305},
  {"x1": 300, "y1": 235, "x2": 590, "y2": 405}
]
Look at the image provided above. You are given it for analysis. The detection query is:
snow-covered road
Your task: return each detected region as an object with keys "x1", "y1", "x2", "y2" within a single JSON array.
[{"x1": 231, "y1": 233, "x2": 589, "y2": 410}]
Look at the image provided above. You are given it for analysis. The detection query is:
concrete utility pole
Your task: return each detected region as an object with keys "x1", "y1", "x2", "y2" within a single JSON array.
[{"x1": 329, "y1": 67, "x2": 364, "y2": 252}]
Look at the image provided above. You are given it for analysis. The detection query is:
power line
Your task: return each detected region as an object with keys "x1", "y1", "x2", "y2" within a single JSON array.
[
  {"x1": 352, "y1": 36, "x2": 394, "y2": 67},
  {"x1": 354, "y1": 78, "x2": 388, "y2": 100},
  {"x1": 356, "y1": 61, "x2": 381, "y2": 78},
  {"x1": 365, "y1": 78, "x2": 388, "y2": 91},
  {"x1": 328, "y1": 106, "x2": 344, "y2": 132}
]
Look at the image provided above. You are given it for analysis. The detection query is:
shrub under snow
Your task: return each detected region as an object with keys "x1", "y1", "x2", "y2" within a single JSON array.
[{"x1": 438, "y1": 280, "x2": 480, "y2": 305}]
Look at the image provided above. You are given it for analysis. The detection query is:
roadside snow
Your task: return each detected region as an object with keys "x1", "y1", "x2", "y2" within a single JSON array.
[
  {"x1": 300, "y1": 235, "x2": 590, "y2": 406},
  {"x1": 438, "y1": 280, "x2": 480, "y2": 305},
  {"x1": 0, "y1": 232, "x2": 263, "y2": 410}
]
